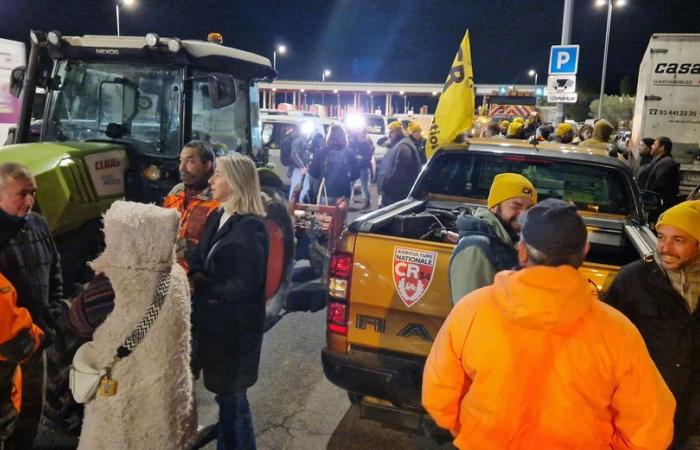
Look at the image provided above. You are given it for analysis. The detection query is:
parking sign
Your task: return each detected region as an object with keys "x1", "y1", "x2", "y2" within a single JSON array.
[{"x1": 549, "y1": 45, "x2": 579, "y2": 75}]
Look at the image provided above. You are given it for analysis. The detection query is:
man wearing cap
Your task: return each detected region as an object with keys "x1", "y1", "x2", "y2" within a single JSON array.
[
  {"x1": 607, "y1": 200, "x2": 700, "y2": 448},
  {"x1": 407, "y1": 122, "x2": 427, "y2": 164},
  {"x1": 424, "y1": 198, "x2": 675, "y2": 450},
  {"x1": 448, "y1": 173, "x2": 536, "y2": 303},
  {"x1": 377, "y1": 121, "x2": 421, "y2": 207},
  {"x1": 548, "y1": 122, "x2": 575, "y2": 144}
]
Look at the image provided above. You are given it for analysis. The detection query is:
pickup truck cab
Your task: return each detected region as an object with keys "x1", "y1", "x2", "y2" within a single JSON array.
[{"x1": 322, "y1": 139, "x2": 657, "y2": 434}]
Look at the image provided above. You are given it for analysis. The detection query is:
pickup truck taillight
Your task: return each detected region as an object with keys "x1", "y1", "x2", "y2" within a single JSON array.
[{"x1": 328, "y1": 252, "x2": 353, "y2": 335}]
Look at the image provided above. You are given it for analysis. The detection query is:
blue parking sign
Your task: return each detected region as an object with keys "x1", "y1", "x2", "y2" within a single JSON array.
[{"x1": 549, "y1": 45, "x2": 579, "y2": 75}]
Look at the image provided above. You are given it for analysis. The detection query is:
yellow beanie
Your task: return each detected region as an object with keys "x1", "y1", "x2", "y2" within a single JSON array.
[
  {"x1": 487, "y1": 173, "x2": 537, "y2": 208},
  {"x1": 656, "y1": 200, "x2": 700, "y2": 243},
  {"x1": 407, "y1": 122, "x2": 422, "y2": 134},
  {"x1": 506, "y1": 121, "x2": 523, "y2": 137},
  {"x1": 388, "y1": 121, "x2": 404, "y2": 132},
  {"x1": 556, "y1": 122, "x2": 574, "y2": 137},
  {"x1": 512, "y1": 117, "x2": 525, "y2": 125}
]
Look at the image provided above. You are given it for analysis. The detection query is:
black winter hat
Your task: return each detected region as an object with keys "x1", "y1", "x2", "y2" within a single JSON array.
[{"x1": 520, "y1": 198, "x2": 588, "y2": 258}]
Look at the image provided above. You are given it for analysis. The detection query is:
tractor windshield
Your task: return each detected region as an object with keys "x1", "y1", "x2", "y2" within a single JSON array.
[{"x1": 44, "y1": 60, "x2": 183, "y2": 156}]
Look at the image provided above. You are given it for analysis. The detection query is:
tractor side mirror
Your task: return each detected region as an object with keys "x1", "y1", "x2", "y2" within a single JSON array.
[
  {"x1": 9, "y1": 66, "x2": 26, "y2": 98},
  {"x1": 208, "y1": 73, "x2": 237, "y2": 109}
]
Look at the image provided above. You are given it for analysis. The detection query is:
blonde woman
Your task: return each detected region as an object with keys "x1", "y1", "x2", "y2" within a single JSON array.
[{"x1": 188, "y1": 153, "x2": 268, "y2": 450}]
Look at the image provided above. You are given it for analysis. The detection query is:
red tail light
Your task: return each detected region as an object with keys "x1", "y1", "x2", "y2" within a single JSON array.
[
  {"x1": 327, "y1": 300, "x2": 347, "y2": 335},
  {"x1": 330, "y1": 252, "x2": 353, "y2": 279},
  {"x1": 328, "y1": 251, "x2": 353, "y2": 335}
]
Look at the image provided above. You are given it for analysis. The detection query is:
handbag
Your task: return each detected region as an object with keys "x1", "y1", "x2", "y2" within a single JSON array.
[{"x1": 69, "y1": 271, "x2": 171, "y2": 404}]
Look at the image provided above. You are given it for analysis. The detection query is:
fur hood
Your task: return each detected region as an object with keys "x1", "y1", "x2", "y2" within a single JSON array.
[{"x1": 79, "y1": 201, "x2": 196, "y2": 450}]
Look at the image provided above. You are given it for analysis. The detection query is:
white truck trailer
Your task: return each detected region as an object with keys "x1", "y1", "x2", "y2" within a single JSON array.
[
  {"x1": 0, "y1": 38, "x2": 26, "y2": 144},
  {"x1": 631, "y1": 33, "x2": 700, "y2": 194}
]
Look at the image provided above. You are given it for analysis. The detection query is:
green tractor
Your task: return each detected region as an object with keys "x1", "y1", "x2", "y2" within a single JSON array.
[{"x1": 2, "y1": 31, "x2": 290, "y2": 301}]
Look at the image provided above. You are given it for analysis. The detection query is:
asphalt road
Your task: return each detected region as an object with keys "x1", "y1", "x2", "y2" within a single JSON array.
[{"x1": 195, "y1": 308, "x2": 454, "y2": 450}]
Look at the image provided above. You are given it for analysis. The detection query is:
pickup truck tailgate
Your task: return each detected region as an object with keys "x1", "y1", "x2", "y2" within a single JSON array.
[{"x1": 347, "y1": 234, "x2": 454, "y2": 357}]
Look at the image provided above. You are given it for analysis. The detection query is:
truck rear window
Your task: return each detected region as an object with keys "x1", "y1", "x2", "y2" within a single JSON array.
[{"x1": 418, "y1": 152, "x2": 632, "y2": 215}]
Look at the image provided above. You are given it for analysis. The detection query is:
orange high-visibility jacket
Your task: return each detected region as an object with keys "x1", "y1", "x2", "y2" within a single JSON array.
[
  {"x1": 163, "y1": 184, "x2": 220, "y2": 272},
  {"x1": 0, "y1": 272, "x2": 44, "y2": 413},
  {"x1": 423, "y1": 265, "x2": 675, "y2": 450}
]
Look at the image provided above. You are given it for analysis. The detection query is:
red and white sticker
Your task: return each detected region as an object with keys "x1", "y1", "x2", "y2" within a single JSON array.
[{"x1": 392, "y1": 246, "x2": 437, "y2": 308}]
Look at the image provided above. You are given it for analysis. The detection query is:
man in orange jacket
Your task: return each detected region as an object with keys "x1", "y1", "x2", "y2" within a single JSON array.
[
  {"x1": 0, "y1": 271, "x2": 44, "y2": 445},
  {"x1": 163, "y1": 141, "x2": 220, "y2": 272},
  {"x1": 423, "y1": 198, "x2": 675, "y2": 450}
]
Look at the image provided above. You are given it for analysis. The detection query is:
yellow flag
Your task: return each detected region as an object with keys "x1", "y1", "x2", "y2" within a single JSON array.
[{"x1": 425, "y1": 30, "x2": 475, "y2": 159}]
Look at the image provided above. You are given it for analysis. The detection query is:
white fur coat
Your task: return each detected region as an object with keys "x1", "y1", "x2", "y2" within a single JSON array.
[{"x1": 78, "y1": 201, "x2": 196, "y2": 450}]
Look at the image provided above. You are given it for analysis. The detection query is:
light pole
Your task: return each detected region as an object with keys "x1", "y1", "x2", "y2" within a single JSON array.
[
  {"x1": 322, "y1": 69, "x2": 331, "y2": 83},
  {"x1": 528, "y1": 69, "x2": 538, "y2": 96},
  {"x1": 557, "y1": 0, "x2": 574, "y2": 123},
  {"x1": 273, "y1": 44, "x2": 286, "y2": 71},
  {"x1": 115, "y1": 0, "x2": 134, "y2": 36},
  {"x1": 596, "y1": 0, "x2": 626, "y2": 119}
]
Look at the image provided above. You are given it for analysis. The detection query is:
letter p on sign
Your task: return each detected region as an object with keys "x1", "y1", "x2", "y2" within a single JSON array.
[{"x1": 549, "y1": 45, "x2": 579, "y2": 75}]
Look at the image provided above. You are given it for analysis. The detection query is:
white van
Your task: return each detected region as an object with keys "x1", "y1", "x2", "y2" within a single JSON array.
[{"x1": 260, "y1": 114, "x2": 334, "y2": 188}]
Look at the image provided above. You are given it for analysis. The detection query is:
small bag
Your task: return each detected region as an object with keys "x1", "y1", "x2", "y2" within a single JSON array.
[
  {"x1": 69, "y1": 341, "x2": 106, "y2": 404},
  {"x1": 69, "y1": 271, "x2": 171, "y2": 404}
]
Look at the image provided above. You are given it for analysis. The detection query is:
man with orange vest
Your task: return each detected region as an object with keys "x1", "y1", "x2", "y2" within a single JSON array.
[
  {"x1": 423, "y1": 198, "x2": 675, "y2": 449},
  {"x1": 0, "y1": 272, "x2": 44, "y2": 445},
  {"x1": 163, "y1": 141, "x2": 220, "y2": 272}
]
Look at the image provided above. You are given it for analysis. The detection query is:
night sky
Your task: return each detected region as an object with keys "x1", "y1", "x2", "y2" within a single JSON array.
[{"x1": 2, "y1": 0, "x2": 700, "y2": 93}]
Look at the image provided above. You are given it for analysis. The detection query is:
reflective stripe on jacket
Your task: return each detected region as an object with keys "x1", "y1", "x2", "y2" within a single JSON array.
[
  {"x1": 423, "y1": 265, "x2": 675, "y2": 450},
  {"x1": 163, "y1": 183, "x2": 220, "y2": 272}
]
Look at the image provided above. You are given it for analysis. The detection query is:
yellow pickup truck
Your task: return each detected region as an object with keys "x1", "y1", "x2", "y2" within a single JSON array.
[{"x1": 322, "y1": 139, "x2": 659, "y2": 435}]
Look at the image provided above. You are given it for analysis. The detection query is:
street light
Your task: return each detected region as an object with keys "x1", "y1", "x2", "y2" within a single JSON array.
[
  {"x1": 115, "y1": 0, "x2": 135, "y2": 37},
  {"x1": 322, "y1": 69, "x2": 331, "y2": 83},
  {"x1": 596, "y1": 0, "x2": 626, "y2": 119},
  {"x1": 273, "y1": 44, "x2": 286, "y2": 71},
  {"x1": 528, "y1": 69, "x2": 538, "y2": 95}
]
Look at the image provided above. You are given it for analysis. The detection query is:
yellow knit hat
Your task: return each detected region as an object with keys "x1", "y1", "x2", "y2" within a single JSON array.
[
  {"x1": 407, "y1": 122, "x2": 421, "y2": 134},
  {"x1": 506, "y1": 121, "x2": 523, "y2": 137},
  {"x1": 388, "y1": 121, "x2": 404, "y2": 132},
  {"x1": 512, "y1": 117, "x2": 525, "y2": 125},
  {"x1": 556, "y1": 122, "x2": 574, "y2": 137},
  {"x1": 487, "y1": 173, "x2": 537, "y2": 208},
  {"x1": 656, "y1": 200, "x2": 700, "y2": 243}
]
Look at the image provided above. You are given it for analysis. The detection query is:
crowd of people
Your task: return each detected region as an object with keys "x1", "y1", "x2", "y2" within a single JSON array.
[
  {"x1": 478, "y1": 112, "x2": 684, "y2": 216},
  {"x1": 0, "y1": 113, "x2": 694, "y2": 449},
  {"x1": 281, "y1": 119, "x2": 426, "y2": 210},
  {"x1": 0, "y1": 142, "x2": 272, "y2": 450}
]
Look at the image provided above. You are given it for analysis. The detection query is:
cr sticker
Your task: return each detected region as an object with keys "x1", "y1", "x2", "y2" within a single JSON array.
[{"x1": 392, "y1": 246, "x2": 437, "y2": 308}]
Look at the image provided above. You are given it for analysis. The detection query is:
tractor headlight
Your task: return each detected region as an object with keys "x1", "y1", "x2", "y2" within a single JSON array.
[
  {"x1": 145, "y1": 33, "x2": 160, "y2": 48},
  {"x1": 47, "y1": 31, "x2": 63, "y2": 46},
  {"x1": 167, "y1": 38, "x2": 182, "y2": 53},
  {"x1": 30, "y1": 30, "x2": 46, "y2": 45}
]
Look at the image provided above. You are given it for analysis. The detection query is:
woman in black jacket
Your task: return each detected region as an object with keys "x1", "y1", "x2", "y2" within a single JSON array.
[{"x1": 189, "y1": 153, "x2": 269, "y2": 450}]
